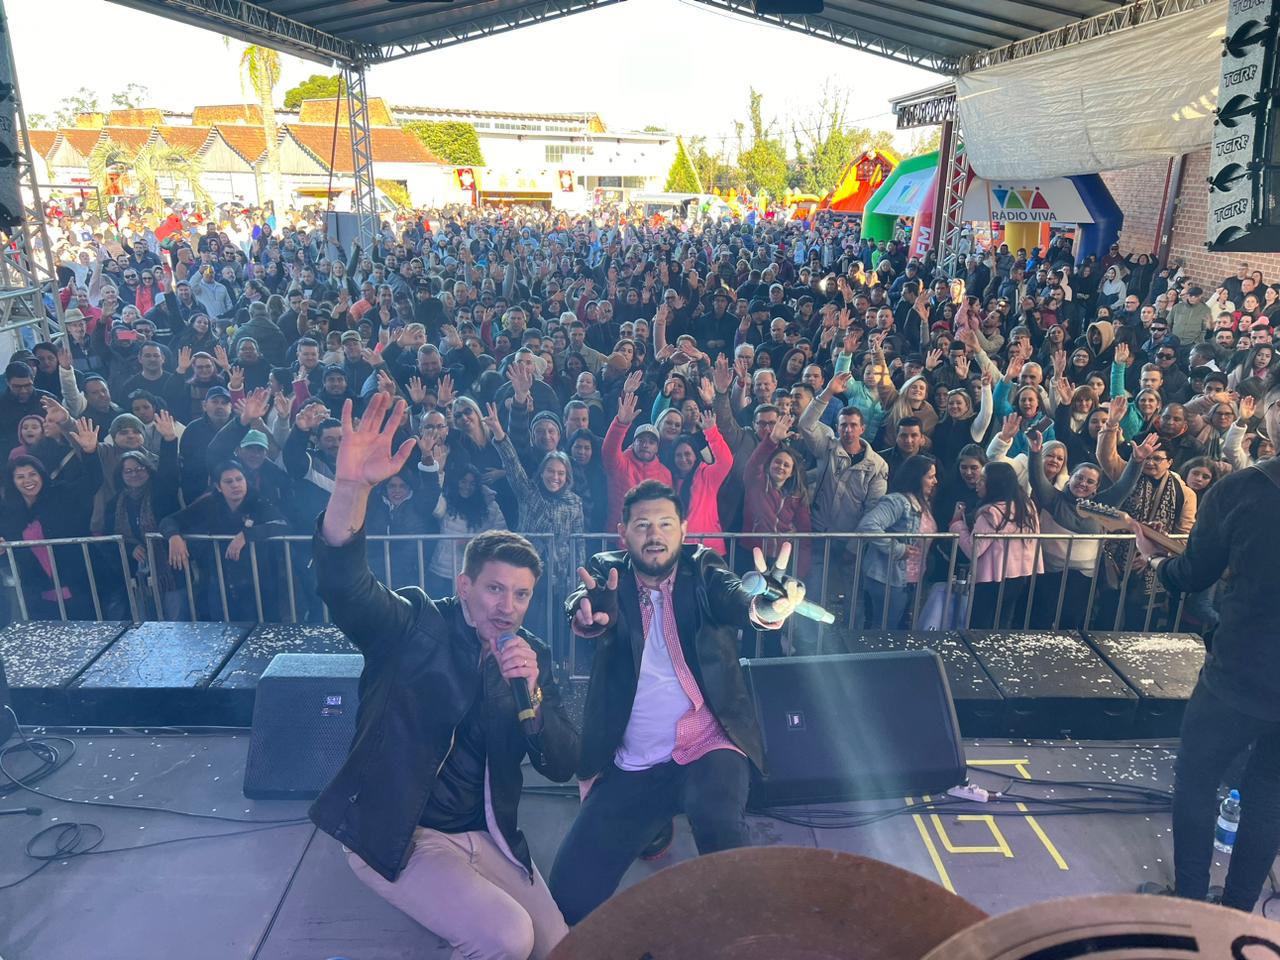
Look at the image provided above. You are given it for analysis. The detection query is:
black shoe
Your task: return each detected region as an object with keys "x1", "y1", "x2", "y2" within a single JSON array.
[
  {"x1": 640, "y1": 820, "x2": 674, "y2": 861},
  {"x1": 1137, "y1": 881, "x2": 1175, "y2": 896}
]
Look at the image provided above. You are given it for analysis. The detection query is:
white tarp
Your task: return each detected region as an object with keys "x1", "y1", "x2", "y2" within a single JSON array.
[
  {"x1": 956, "y1": 0, "x2": 1226, "y2": 179},
  {"x1": 867, "y1": 167, "x2": 935, "y2": 217},
  {"x1": 962, "y1": 178, "x2": 1094, "y2": 223}
]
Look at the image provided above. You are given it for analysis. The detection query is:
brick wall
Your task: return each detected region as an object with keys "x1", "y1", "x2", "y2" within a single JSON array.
[
  {"x1": 1100, "y1": 161, "x2": 1168, "y2": 256},
  {"x1": 1104, "y1": 147, "x2": 1280, "y2": 290}
]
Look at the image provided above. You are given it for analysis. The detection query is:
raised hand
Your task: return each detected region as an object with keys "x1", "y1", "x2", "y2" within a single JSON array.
[
  {"x1": 272, "y1": 391, "x2": 292, "y2": 420},
  {"x1": 1131, "y1": 432, "x2": 1161, "y2": 462},
  {"x1": 1000, "y1": 411, "x2": 1022, "y2": 441},
  {"x1": 294, "y1": 402, "x2": 327, "y2": 432},
  {"x1": 953, "y1": 354, "x2": 971, "y2": 379},
  {"x1": 482, "y1": 402, "x2": 506, "y2": 442},
  {"x1": 1027, "y1": 428, "x2": 1044, "y2": 454},
  {"x1": 57, "y1": 341, "x2": 73, "y2": 369},
  {"x1": 239, "y1": 387, "x2": 270, "y2": 425},
  {"x1": 573, "y1": 565, "x2": 620, "y2": 633},
  {"x1": 616, "y1": 390, "x2": 639, "y2": 425},
  {"x1": 925, "y1": 348, "x2": 943, "y2": 371},
  {"x1": 827, "y1": 370, "x2": 854, "y2": 397},
  {"x1": 437, "y1": 373, "x2": 456, "y2": 408},
  {"x1": 155, "y1": 409, "x2": 178, "y2": 441},
  {"x1": 376, "y1": 368, "x2": 398, "y2": 397},
  {"x1": 1114, "y1": 342, "x2": 1131, "y2": 366},
  {"x1": 69, "y1": 417, "x2": 99, "y2": 454},
  {"x1": 333, "y1": 392, "x2": 415, "y2": 488},
  {"x1": 213, "y1": 344, "x2": 230, "y2": 371},
  {"x1": 177, "y1": 345, "x2": 193, "y2": 374},
  {"x1": 750, "y1": 543, "x2": 806, "y2": 622},
  {"x1": 698, "y1": 376, "x2": 716, "y2": 406},
  {"x1": 769, "y1": 412, "x2": 795, "y2": 444},
  {"x1": 1108, "y1": 394, "x2": 1129, "y2": 424},
  {"x1": 712, "y1": 354, "x2": 733, "y2": 394},
  {"x1": 1239, "y1": 395, "x2": 1257, "y2": 420},
  {"x1": 40, "y1": 395, "x2": 70, "y2": 426},
  {"x1": 509, "y1": 362, "x2": 534, "y2": 401},
  {"x1": 622, "y1": 369, "x2": 643, "y2": 395},
  {"x1": 227, "y1": 365, "x2": 245, "y2": 392},
  {"x1": 699, "y1": 407, "x2": 717, "y2": 433}
]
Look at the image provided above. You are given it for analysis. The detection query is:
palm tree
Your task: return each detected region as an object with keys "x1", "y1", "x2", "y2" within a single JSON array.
[
  {"x1": 135, "y1": 142, "x2": 213, "y2": 213},
  {"x1": 89, "y1": 139, "x2": 214, "y2": 215},
  {"x1": 236, "y1": 43, "x2": 287, "y2": 215},
  {"x1": 87, "y1": 141, "x2": 132, "y2": 216}
]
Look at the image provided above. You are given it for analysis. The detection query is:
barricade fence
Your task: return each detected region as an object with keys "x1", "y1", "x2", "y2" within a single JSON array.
[{"x1": 0, "y1": 530, "x2": 1193, "y2": 671}]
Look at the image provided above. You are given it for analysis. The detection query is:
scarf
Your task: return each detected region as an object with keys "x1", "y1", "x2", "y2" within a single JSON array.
[
  {"x1": 113, "y1": 488, "x2": 175, "y2": 592},
  {"x1": 1107, "y1": 472, "x2": 1181, "y2": 593}
]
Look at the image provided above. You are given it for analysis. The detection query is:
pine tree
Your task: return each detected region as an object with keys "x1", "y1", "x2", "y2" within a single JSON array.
[{"x1": 665, "y1": 137, "x2": 703, "y2": 193}]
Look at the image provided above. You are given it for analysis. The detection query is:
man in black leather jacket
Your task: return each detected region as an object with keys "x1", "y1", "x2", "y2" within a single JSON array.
[
  {"x1": 548, "y1": 479, "x2": 805, "y2": 925},
  {"x1": 310, "y1": 391, "x2": 579, "y2": 960}
]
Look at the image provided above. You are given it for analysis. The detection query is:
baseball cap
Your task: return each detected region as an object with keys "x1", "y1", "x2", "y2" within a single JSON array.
[
  {"x1": 239, "y1": 429, "x2": 269, "y2": 449},
  {"x1": 205, "y1": 386, "x2": 231, "y2": 400},
  {"x1": 633, "y1": 423, "x2": 660, "y2": 440},
  {"x1": 712, "y1": 288, "x2": 730, "y2": 301},
  {"x1": 749, "y1": 299, "x2": 769, "y2": 314},
  {"x1": 341, "y1": 330, "x2": 362, "y2": 343}
]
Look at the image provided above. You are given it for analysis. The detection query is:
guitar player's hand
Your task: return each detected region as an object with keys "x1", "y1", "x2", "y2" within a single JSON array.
[{"x1": 1125, "y1": 516, "x2": 1166, "y2": 561}]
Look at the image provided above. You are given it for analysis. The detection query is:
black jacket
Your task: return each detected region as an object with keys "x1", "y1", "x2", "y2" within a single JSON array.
[
  {"x1": 1157, "y1": 463, "x2": 1280, "y2": 721},
  {"x1": 565, "y1": 544, "x2": 765, "y2": 779},
  {"x1": 309, "y1": 524, "x2": 579, "y2": 883}
]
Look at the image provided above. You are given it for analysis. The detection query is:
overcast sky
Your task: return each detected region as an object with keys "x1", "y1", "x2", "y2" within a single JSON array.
[{"x1": 11, "y1": 0, "x2": 940, "y2": 148}]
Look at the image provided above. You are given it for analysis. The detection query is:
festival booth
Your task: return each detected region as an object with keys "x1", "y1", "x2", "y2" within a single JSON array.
[
  {"x1": 820, "y1": 149, "x2": 897, "y2": 226},
  {"x1": 863, "y1": 150, "x2": 1123, "y2": 263}
]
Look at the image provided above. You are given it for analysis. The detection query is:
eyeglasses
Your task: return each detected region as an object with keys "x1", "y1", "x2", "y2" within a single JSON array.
[{"x1": 1158, "y1": 353, "x2": 1176, "y2": 360}]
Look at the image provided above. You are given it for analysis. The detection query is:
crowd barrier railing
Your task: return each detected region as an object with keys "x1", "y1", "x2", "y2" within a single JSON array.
[{"x1": 0, "y1": 530, "x2": 1194, "y2": 674}]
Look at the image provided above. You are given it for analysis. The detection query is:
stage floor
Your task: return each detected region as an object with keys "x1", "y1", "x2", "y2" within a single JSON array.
[{"x1": 0, "y1": 731, "x2": 1272, "y2": 960}]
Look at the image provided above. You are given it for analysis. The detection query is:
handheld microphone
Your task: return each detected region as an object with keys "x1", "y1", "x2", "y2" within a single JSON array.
[
  {"x1": 0, "y1": 806, "x2": 42, "y2": 816},
  {"x1": 497, "y1": 633, "x2": 539, "y2": 736},
  {"x1": 740, "y1": 571, "x2": 837, "y2": 625}
]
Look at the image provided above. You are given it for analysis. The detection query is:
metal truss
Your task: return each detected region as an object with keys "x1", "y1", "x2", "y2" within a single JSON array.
[
  {"x1": 936, "y1": 122, "x2": 970, "y2": 278},
  {"x1": 687, "y1": 0, "x2": 960, "y2": 73},
  {"x1": 343, "y1": 63, "x2": 379, "y2": 252},
  {"x1": 0, "y1": 0, "x2": 57, "y2": 341},
  {"x1": 959, "y1": 0, "x2": 1220, "y2": 72},
  {"x1": 106, "y1": 0, "x2": 369, "y2": 65},
  {"x1": 894, "y1": 90, "x2": 957, "y2": 129},
  {"x1": 373, "y1": 0, "x2": 626, "y2": 62}
]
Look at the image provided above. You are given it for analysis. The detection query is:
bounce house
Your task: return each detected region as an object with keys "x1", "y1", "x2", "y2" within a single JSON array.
[
  {"x1": 862, "y1": 150, "x2": 1123, "y2": 263},
  {"x1": 820, "y1": 148, "x2": 897, "y2": 218}
]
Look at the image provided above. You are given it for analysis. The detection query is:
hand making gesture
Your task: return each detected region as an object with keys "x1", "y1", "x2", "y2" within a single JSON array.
[
  {"x1": 749, "y1": 542, "x2": 807, "y2": 623},
  {"x1": 572, "y1": 564, "x2": 621, "y2": 634},
  {"x1": 333, "y1": 392, "x2": 415, "y2": 488}
]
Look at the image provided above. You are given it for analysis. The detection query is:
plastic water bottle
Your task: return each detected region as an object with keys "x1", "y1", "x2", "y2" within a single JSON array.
[{"x1": 1214, "y1": 789, "x2": 1241, "y2": 853}]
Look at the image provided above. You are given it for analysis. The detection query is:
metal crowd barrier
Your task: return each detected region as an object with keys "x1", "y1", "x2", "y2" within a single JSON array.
[{"x1": 1, "y1": 530, "x2": 1194, "y2": 672}]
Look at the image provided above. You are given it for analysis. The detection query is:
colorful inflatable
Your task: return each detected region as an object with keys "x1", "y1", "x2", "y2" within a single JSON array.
[{"x1": 820, "y1": 149, "x2": 897, "y2": 218}]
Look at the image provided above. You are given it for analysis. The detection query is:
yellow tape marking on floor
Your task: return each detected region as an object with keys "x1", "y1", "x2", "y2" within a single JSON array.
[
  {"x1": 1013, "y1": 762, "x2": 1069, "y2": 871},
  {"x1": 905, "y1": 796, "x2": 956, "y2": 893},
  {"x1": 929, "y1": 813, "x2": 1014, "y2": 857}
]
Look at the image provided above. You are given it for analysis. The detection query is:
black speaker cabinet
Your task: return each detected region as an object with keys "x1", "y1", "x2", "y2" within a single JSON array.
[
  {"x1": 1084, "y1": 632, "x2": 1205, "y2": 738},
  {"x1": 741, "y1": 651, "x2": 966, "y2": 808},
  {"x1": 0, "y1": 656, "x2": 14, "y2": 744},
  {"x1": 243, "y1": 653, "x2": 364, "y2": 800}
]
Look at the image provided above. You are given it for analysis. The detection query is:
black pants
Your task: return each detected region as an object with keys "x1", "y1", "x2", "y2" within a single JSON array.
[
  {"x1": 1030, "y1": 569, "x2": 1094, "y2": 630},
  {"x1": 1173, "y1": 679, "x2": 1280, "y2": 910},
  {"x1": 549, "y1": 750, "x2": 751, "y2": 925},
  {"x1": 969, "y1": 577, "x2": 1030, "y2": 629}
]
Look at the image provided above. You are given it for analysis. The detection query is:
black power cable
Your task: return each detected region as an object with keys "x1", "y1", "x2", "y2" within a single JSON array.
[{"x1": 0, "y1": 704, "x2": 310, "y2": 893}]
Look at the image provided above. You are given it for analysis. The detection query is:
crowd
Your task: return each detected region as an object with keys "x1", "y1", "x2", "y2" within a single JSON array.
[{"x1": 2, "y1": 199, "x2": 1278, "y2": 653}]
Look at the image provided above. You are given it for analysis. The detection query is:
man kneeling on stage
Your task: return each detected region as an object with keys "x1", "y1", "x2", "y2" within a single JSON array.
[
  {"x1": 549, "y1": 479, "x2": 806, "y2": 924},
  {"x1": 309, "y1": 392, "x2": 579, "y2": 960}
]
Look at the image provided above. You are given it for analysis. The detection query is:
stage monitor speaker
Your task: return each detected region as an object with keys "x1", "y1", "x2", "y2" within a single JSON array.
[
  {"x1": 741, "y1": 651, "x2": 965, "y2": 807},
  {"x1": 323, "y1": 210, "x2": 361, "y2": 253},
  {"x1": 243, "y1": 653, "x2": 364, "y2": 800},
  {"x1": 0, "y1": 656, "x2": 14, "y2": 744},
  {"x1": 1207, "y1": 0, "x2": 1280, "y2": 252}
]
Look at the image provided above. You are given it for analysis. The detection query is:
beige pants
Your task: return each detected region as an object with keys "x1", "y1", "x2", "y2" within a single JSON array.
[{"x1": 346, "y1": 827, "x2": 568, "y2": 960}]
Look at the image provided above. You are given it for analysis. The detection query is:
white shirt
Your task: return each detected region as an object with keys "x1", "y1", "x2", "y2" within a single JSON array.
[{"x1": 614, "y1": 587, "x2": 692, "y2": 771}]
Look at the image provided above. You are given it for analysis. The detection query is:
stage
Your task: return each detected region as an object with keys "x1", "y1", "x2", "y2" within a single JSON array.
[{"x1": 2, "y1": 731, "x2": 1271, "y2": 960}]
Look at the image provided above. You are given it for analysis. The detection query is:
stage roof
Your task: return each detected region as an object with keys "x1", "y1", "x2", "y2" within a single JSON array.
[{"x1": 104, "y1": 0, "x2": 1129, "y2": 74}]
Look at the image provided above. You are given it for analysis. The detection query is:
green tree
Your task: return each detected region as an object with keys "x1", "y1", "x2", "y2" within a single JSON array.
[
  {"x1": 111, "y1": 84, "x2": 151, "y2": 110},
  {"x1": 789, "y1": 81, "x2": 897, "y2": 194},
  {"x1": 375, "y1": 178, "x2": 412, "y2": 210},
  {"x1": 735, "y1": 89, "x2": 789, "y2": 198},
  {"x1": 27, "y1": 112, "x2": 49, "y2": 129},
  {"x1": 904, "y1": 127, "x2": 942, "y2": 158},
  {"x1": 687, "y1": 135, "x2": 736, "y2": 192},
  {"x1": 283, "y1": 74, "x2": 345, "y2": 110},
  {"x1": 664, "y1": 136, "x2": 703, "y2": 193},
  {"x1": 53, "y1": 87, "x2": 100, "y2": 127},
  {"x1": 403, "y1": 121, "x2": 485, "y2": 165},
  {"x1": 235, "y1": 44, "x2": 286, "y2": 213}
]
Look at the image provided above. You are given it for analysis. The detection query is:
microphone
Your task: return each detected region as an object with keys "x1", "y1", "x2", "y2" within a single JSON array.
[
  {"x1": 497, "y1": 633, "x2": 539, "y2": 736},
  {"x1": 0, "y1": 806, "x2": 42, "y2": 816},
  {"x1": 740, "y1": 571, "x2": 837, "y2": 625}
]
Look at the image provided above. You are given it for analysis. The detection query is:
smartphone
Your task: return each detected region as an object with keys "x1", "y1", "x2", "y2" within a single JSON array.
[{"x1": 116, "y1": 329, "x2": 139, "y2": 342}]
